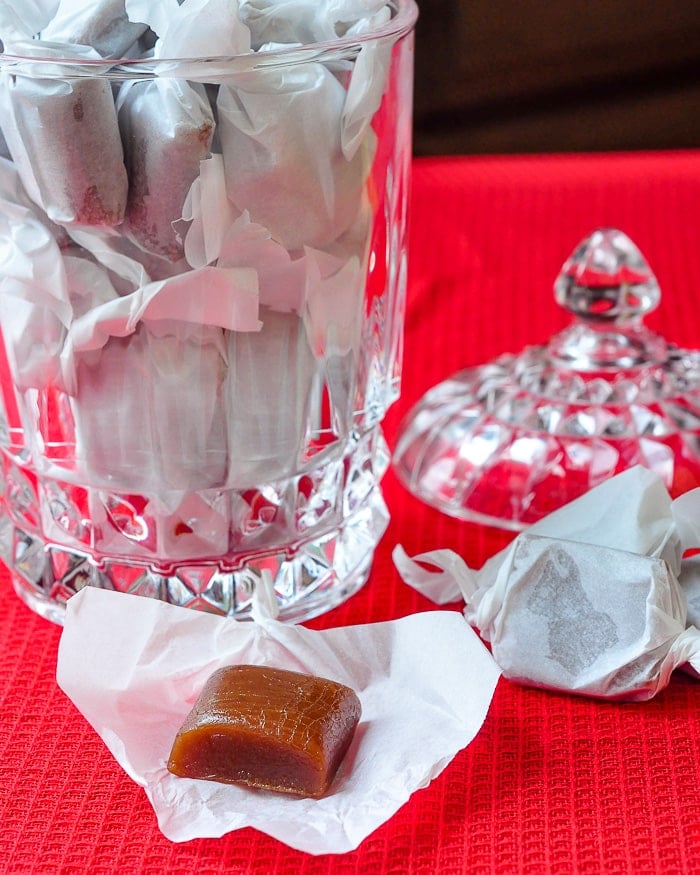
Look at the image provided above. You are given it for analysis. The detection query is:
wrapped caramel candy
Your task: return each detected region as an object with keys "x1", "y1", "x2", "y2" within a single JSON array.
[
  {"x1": 394, "y1": 467, "x2": 700, "y2": 701},
  {"x1": 239, "y1": 0, "x2": 390, "y2": 48},
  {"x1": 0, "y1": 43, "x2": 128, "y2": 227},
  {"x1": 40, "y1": 0, "x2": 149, "y2": 58},
  {"x1": 0, "y1": 157, "x2": 72, "y2": 391},
  {"x1": 226, "y1": 306, "x2": 317, "y2": 487},
  {"x1": 117, "y1": 78, "x2": 215, "y2": 261},
  {"x1": 70, "y1": 325, "x2": 229, "y2": 492},
  {"x1": 217, "y1": 62, "x2": 371, "y2": 251},
  {"x1": 461, "y1": 533, "x2": 698, "y2": 701},
  {"x1": 167, "y1": 664, "x2": 362, "y2": 798},
  {"x1": 61, "y1": 263, "x2": 261, "y2": 493}
]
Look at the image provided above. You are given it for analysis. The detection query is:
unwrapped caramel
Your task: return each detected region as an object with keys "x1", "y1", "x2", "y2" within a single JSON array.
[{"x1": 167, "y1": 664, "x2": 362, "y2": 798}]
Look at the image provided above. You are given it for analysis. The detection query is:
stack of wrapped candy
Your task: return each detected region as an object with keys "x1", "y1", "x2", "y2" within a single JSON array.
[{"x1": 0, "y1": 0, "x2": 396, "y2": 513}]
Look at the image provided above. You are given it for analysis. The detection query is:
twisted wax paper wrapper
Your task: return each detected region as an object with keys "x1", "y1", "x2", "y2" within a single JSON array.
[
  {"x1": 56, "y1": 582, "x2": 500, "y2": 853},
  {"x1": 41, "y1": 0, "x2": 150, "y2": 58},
  {"x1": 0, "y1": 1, "x2": 58, "y2": 42},
  {"x1": 394, "y1": 466, "x2": 700, "y2": 700},
  {"x1": 125, "y1": 0, "x2": 252, "y2": 62}
]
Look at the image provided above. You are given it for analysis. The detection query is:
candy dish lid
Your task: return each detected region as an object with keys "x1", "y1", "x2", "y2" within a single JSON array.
[{"x1": 393, "y1": 228, "x2": 700, "y2": 531}]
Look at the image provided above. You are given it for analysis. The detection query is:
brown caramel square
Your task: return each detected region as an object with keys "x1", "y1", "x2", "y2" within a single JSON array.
[{"x1": 167, "y1": 664, "x2": 361, "y2": 798}]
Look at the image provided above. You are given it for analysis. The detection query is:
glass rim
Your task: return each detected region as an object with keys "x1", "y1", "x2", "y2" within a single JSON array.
[{"x1": 0, "y1": 0, "x2": 419, "y2": 79}]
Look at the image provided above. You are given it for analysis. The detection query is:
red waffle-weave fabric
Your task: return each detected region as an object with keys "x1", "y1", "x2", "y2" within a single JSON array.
[{"x1": 2, "y1": 152, "x2": 700, "y2": 874}]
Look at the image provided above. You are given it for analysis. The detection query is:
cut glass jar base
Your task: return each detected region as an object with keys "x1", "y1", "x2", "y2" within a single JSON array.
[
  {"x1": 2, "y1": 428, "x2": 391, "y2": 624},
  {"x1": 8, "y1": 488, "x2": 387, "y2": 625}
]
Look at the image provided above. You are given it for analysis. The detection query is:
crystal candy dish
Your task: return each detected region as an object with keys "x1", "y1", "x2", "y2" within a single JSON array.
[{"x1": 393, "y1": 229, "x2": 700, "y2": 530}]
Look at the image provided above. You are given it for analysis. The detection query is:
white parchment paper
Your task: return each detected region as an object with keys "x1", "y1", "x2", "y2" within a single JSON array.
[{"x1": 56, "y1": 587, "x2": 500, "y2": 853}]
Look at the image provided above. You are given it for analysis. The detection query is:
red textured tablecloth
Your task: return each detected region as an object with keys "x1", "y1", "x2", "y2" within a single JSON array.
[{"x1": 3, "y1": 152, "x2": 700, "y2": 874}]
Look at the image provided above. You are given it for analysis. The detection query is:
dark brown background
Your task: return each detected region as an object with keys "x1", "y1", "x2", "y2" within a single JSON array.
[{"x1": 413, "y1": 1, "x2": 700, "y2": 155}]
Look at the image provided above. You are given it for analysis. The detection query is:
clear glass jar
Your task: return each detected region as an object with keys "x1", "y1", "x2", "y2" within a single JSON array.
[{"x1": 0, "y1": 0, "x2": 418, "y2": 622}]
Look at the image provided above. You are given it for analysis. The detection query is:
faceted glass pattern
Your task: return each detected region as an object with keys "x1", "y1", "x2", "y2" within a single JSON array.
[
  {"x1": 394, "y1": 229, "x2": 700, "y2": 530},
  {"x1": 5, "y1": 429, "x2": 390, "y2": 624}
]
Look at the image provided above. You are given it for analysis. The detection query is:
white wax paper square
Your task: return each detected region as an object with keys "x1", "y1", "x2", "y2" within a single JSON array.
[{"x1": 56, "y1": 587, "x2": 500, "y2": 854}]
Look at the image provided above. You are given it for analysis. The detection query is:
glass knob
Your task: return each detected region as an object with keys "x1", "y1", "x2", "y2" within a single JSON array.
[
  {"x1": 548, "y1": 229, "x2": 667, "y2": 371},
  {"x1": 554, "y1": 227, "x2": 660, "y2": 322}
]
